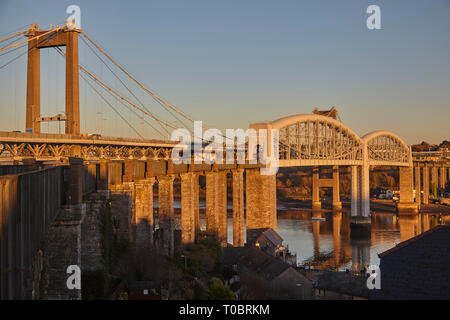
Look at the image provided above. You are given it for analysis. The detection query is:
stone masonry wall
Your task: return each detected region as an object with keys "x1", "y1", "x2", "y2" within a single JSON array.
[{"x1": 81, "y1": 190, "x2": 111, "y2": 272}]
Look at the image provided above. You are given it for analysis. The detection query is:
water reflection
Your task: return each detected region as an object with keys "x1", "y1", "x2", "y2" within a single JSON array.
[
  {"x1": 171, "y1": 199, "x2": 447, "y2": 271},
  {"x1": 351, "y1": 239, "x2": 370, "y2": 273},
  {"x1": 275, "y1": 209, "x2": 448, "y2": 270}
]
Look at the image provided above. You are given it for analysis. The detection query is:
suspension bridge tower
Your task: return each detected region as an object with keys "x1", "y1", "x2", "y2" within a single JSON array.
[{"x1": 25, "y1": 23, "x2": 80, "y2": 135}]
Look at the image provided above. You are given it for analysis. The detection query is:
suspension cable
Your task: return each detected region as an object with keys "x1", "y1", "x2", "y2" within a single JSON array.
[
  {"x1": 0, "y1": 26, "x2": 31, "y2": 44},
  {"x1": 0, "y1": 25, "x2": 66, "y2": 53},
  {"x1": 79, "y1": 35, "x2": 180, "y2": 135},
  {"x1": 54, "y1": 47, "x2": 148, "y2": 138},
  {"x1": 0, "y1": 30, "x2": 56, "y2": 70},
  {"x1": 80, "y1": 30, "x2": 247, "y2": 145},
  {"x1": 80, "y1": 72, "x2": 143, "y2": 138},
  {"x1": 0, "y1": 33, "x2": 25, "y2": 51},
  {"x1": 55, "y1": 46, "x2": 180, "y2": 130},
  {"x1": 81, "y1": 35, "x2": 192, "y2": 131},
  {"x1": 80, "y1": 30, "x2": 197, "y2": 124}
]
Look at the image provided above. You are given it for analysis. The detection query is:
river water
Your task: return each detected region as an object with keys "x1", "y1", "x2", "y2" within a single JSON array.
[{"x1": 167, "y1": 199, "x2": 449, "y2": 270}]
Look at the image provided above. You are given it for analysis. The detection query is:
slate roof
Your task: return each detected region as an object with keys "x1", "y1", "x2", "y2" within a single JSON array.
[
  {"x1": 314, "y1": 271, "x2": 370, "y2": 298},
  {"x1": 378, "y1": 225, "x2": 450, "y2": 258},
  {"x1": 259, "y1": 228, "x2": 284, "y2": 247},
  {"x1": 373, "y1": 225, "x2": 450, "y2": 299},
  {"x1": 222, "y1": 246, "x2": 291, "y2": 281}
]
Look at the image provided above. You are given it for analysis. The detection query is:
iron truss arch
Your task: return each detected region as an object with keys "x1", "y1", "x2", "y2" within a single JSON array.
[
  {"x1": 251, "y1": 114, "x2": 364, "y2": 167},
  {"x1": 362, "y1": 130, "x2": 411, "y2": 166},
  {"x1": 250, "y1": 114, "x2": 412, "y2": 167}
]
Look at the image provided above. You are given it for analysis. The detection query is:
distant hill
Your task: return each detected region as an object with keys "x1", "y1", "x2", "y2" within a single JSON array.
[{"x1": 411, "y1": 140, "x2": 450, "y2": 152}]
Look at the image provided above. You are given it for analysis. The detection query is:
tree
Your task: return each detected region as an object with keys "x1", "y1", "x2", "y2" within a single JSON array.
[{"x1": 206, "y1": 278, "x2": 235, "y2": 300}]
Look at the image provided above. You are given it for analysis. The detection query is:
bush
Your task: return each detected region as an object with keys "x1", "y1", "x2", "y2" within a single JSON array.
[{"x1": 206, "y1": 278, "x2": 235, "y2": 300}]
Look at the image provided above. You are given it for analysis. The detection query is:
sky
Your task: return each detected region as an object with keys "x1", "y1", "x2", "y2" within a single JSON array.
[{"x1": 0, "y1": 0, "x2": 449, "y2": 144}]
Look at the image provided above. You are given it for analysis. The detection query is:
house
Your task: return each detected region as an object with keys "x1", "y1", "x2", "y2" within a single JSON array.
[
  {"x1": 254, "y1": 228, "x2": 283, "y2": 254},
  {"x1": 370, "y1": 225, "x2": 450, "y2": 299},
  {"x1": 222, "y1": 246, "x2": 313, "y2": 299},
  {"x1": 253, "y1": 228, "x2": 297, "y2": 266},
  {"x1": 307, "y1": 270, "x2": 370, "y2": 300}
]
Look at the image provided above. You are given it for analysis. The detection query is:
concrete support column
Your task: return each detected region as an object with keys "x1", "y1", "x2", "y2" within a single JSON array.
[
  {"x1": 350, "y1": 164, "x2": 370, "y2": 218},
  {"x1": 134, "y1": 178, "x2": 155, "y2": 250},
  {"x1": 360, "y1": 162, "x2": 370, "y2": 218},
  {"x1": 65, "y1": 31, "x2": 80, "y2": 135},
  {"x1": 246, "y1": 168, "x2": 277, "y2": 244},
  {"x1": 423, "y1": 165, "x2": 429, "y2": 204},
  {"x1": 414, "y1": 166, "x2": 421, "y2": 209},
  {"x1": 332, "y1": 165, "x2": 342, "y2": 210},
  {"x1": 98, "y1": 159, "x2": 109, "y2": 190},
  {"x1": 42, "y1": 204, "x2": 85, "y2": 300},
  {"x1": 205, "y1": 171, "x2": 219, "y2": 237},
  {"x1": 180, "y1": 173, "x2": 195, "y2": 245},
  {"x1": 397, "y1": 166, "x2": 418, "y2": 213},
  {"x1": 350, "y1": 166, "x2": 360, "y2": 217},
  {"x1": 158, "y1": 175, "x2": 175, "y2": 256},
  {"x1": 193, "y1": 173, "x2": 200, "y2": 242},
  {"x1": 217, "y1": 171, "x2": 228, "y2": 247},
  {"x1": 232, "y1": 169, "x2": 245, "y2": 247},
  {"x1": 350, "y1": 164, "x2": 371, "y2": 239},
  {"x1": 26, "y1": 36, "x2": 40, "y2": 133},
  {"x1": 123, "y1": 159, "x2": 136, "y2": 183},
  {"x1": 312, "y1": 167, "x2": 321, "y2": 209},
  {"x1": 67, "y1": 157, "x2": 83, "y2": 205}
]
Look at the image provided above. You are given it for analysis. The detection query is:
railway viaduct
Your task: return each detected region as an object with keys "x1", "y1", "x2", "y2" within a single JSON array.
[{"x1": 2, "y1": 23, "x2": 447, "y2": 300}]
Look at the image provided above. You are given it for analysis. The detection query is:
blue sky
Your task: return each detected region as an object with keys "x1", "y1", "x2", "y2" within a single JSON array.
[{"x1": 0, "y1": 0, "x2": 449, "y2": 144}]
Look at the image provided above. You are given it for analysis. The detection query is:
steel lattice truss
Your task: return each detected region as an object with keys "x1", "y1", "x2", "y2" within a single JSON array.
[
  {"x1": 251, "y1": 114, "x2": 411, "y2": 167},
  {"x1": 278, "y1": 120, "x2": 362, "y2": 161},
  {"x1": 362, "y1": 131, "x2": 411, "y2": 165},
  {"x1": 0, "y1": 138, "x2": 173, "y2": 162}
]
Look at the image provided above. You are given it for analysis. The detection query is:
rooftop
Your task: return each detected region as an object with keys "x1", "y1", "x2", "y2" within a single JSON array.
[
  {"x1": 313, "y1": 271, "x2": 370, "y2": 298},
  {"x1": 258, "y1": 228, "x2": 283, "y2": 247},
  {"x1": 379, "y1": 225, "x2": 450, "y2": 258},
  {"x1": 222, "y1": 246, "x2": 291, "y2": 281}
]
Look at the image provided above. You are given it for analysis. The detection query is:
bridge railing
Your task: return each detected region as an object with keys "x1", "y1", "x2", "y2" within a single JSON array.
[{"x1": 0, "y1": 166, "x2": 64, "y2": 299}]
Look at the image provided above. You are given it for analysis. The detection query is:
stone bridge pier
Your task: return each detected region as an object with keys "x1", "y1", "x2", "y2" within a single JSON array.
[
  {"x1": 95, "y1": 159, "x2": 270, "y2": 257},
  {"x1": 246, "y1": 168, "x2": 277, "y2": 245},
  {"x1": 157, "y1": 174, "x2": 175, "y2": 256}
]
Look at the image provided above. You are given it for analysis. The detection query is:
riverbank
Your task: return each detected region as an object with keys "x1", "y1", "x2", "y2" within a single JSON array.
[{"x1": 277, "y1": 198, "x2": 450, "y2": 215}]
